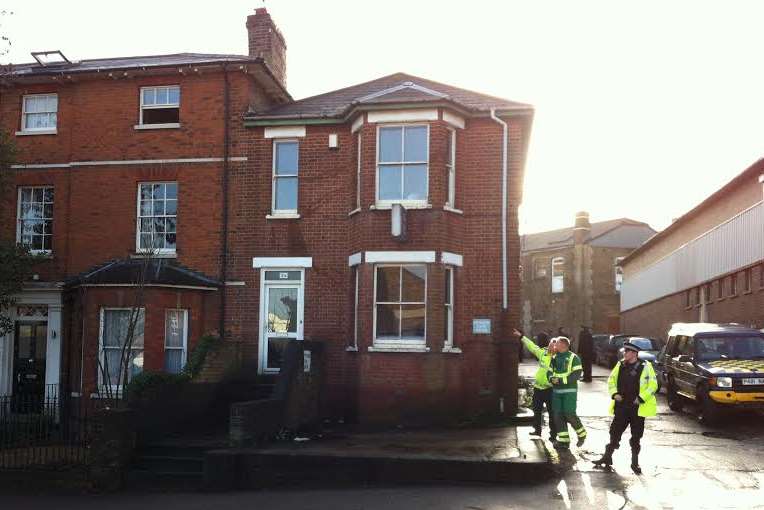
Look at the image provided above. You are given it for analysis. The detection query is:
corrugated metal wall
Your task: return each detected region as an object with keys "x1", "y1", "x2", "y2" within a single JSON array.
[{"x1": 622, "y1": 201, "x2": 764, "y2": 311}]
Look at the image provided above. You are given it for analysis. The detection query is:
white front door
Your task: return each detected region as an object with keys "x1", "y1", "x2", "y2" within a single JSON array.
[{"x1": 259, "y1": 269, "x2": 304, "y2": 374}]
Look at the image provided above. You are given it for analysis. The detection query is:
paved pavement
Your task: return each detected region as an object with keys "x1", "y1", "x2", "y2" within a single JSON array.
[{"x1": 4, "y1": 361, "x2": 764, "y2": 509}]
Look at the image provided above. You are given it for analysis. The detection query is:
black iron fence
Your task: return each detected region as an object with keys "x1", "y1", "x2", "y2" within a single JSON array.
[{"x1": 0, "y1": 385, "x2": 92, "y2": 470}]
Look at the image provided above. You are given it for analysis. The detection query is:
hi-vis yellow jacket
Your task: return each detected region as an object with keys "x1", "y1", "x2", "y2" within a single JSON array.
[
  {"x1": 521, "y1": 336, "x2": 553, "y2": 390},
  {"x1": 608, "y1": 360, "x2": 658, "y2": 417}
]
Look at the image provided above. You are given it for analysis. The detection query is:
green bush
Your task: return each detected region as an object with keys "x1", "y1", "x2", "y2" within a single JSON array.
[
  {"x1": 126, "y1": 371, "x2": 189, "y2": 403},
  {"x1": 183, "y1": 334, "x2": 221, "y2": 378}
]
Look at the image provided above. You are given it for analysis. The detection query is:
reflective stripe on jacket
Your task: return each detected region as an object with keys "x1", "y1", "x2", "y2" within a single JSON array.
[
  {"x1": 521, "y1": 336, "x2": 553, "y2": 389},
  {"x1": 608, "y1": 360, "x2": 658, "y2": 417}
]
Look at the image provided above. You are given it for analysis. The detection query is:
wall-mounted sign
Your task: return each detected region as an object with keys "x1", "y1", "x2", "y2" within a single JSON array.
[
  {"x1": 472, "y1": 318, "x2": 491, "y2": 335},
  {"x1": 303, "y1": 350, "x2": 311, "y2": 373}
]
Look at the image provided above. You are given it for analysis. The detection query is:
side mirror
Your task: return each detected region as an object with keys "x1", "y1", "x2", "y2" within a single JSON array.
[{"x1": 677, "y1": 355, "x2": 692, "y2": 363}]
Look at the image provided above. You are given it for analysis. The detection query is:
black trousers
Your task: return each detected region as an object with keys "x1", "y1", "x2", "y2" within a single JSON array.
[
  {"x1": 609, "y1": 405, "x2": 645, "y2": 451},
  {"x1": 532, "y1": 387, "x2": 557, "y2": 439},
  {"x1": 581, "y1": 354, "x2": 593, "y2": 382}
]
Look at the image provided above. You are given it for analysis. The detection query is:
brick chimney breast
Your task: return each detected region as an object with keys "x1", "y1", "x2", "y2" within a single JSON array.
[
  {"x1": 573, "y1": 211, "x2": 591, "y2": 245},
  {"x1": 246, "y1": 7, "x2": 287, "y2": 88}
]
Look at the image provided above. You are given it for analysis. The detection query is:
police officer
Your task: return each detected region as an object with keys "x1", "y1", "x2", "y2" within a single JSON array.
[
  {"x1": 548, "y1": 337, "x2": 587, "y2": 449},
  {"x1": 512, "y1": 329, "x2": 557, "y2": 441},
  {"x1": 594, "y1": 341, "x2": 658, "y2": 474}
]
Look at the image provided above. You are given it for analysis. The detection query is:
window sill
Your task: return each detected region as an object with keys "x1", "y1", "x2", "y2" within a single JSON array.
[
  {"x1": 371, "y1": 202, "x2": 432, "y2": 211},
  {"x1": 442, "y1": 346, "x2": 462, "y2": 354},
  {"x1": 348, "y1": 208, "x2": 361, "y2": 217},
  {"x1": 368, "y1": 345, "x2": 430, "y2": 353},
  {"x1": 16, "y1": 129, "x2": 57, "y2": 136},
  {"x1": 346, "y1": 346, "x2": 359, "y2": 352},
  {"x1": 443, "y1": 205, "x2": 464, "y2": 215},
  {"x1": 266, "y1": 213, "x2": 301, "y2": 220},
  {"x1": 130, "y1": 252, "x2": 178, "y2": 259},
  {"x1": 30, "y1": 250, "x2": 53, "y2": 258},
  {"x1": 743, "y1": 290, "x2": 753, "y2": 295},
  {"x1": 134, "y1": 123, "x2": 181, "y2": 130},
  {"x1": 730, "y1": 294, "x2": 739, "y2": 299}
]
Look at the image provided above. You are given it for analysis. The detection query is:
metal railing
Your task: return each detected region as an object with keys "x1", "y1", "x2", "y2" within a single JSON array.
[{"x1": 0, "y1": 385, "x2": 92, "y2": 470}]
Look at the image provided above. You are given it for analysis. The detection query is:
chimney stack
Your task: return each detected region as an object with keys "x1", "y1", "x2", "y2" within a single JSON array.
[
  {"x1": 246, "y1": 8, "x2": 287, "y2": 88},
  {"x1": 573, "y1": 211, "x2": 591, "y2": 244}
]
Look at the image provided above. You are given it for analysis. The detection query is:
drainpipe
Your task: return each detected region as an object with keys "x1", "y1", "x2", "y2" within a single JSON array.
[
  {"x1": 219, "y1": 65, "x2": 230, "y2": 341},
  {"x1": 490, "y1": 109, "x2": 508, "y2": 310}
]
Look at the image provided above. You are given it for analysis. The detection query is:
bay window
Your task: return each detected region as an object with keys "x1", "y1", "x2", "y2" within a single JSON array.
[
  {"x1": 99, "y1": 308, "x2": 145, "y2": 390},
  {"x1": 376, "y1": 125, "x2": 428, "y2": 205},
  {"x1": 374, "y1": 265, "x2": 427, "y2": 346}
]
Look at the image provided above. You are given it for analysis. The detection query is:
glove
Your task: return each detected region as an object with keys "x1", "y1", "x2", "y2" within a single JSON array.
[
  {"x1": 613, "y1": 394, "x2": 623, "y2": 402},
  {"x1": 550, "y1": 377, "x2": 559, "y2": 385}
]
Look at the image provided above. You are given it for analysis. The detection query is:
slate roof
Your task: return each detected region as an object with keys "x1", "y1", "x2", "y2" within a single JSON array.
[
  {"x1": 7, "y1": 53, "x2": 261, "y2": 77},
  {"x1": 521, "y1": 218, "x2": 654, "y2": 253},
  {"x1": 246, "y1": 72, "x2": 533, "y2": 120},
  {"x1": 65, "y1": 258, "x2": 221, "y2": 289}
]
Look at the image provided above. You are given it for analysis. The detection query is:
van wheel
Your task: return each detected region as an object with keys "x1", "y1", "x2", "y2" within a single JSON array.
[
  {"x1": 698, "y1": 389, "x2": 721, "y2": 425},
  {"x1": 667, "y1": 381, "x2": 683, "y2": 412}
]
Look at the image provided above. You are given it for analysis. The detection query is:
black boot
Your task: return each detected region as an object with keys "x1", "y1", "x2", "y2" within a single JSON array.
[
  {"x1": 631, "y1": 447, "x2": 642, "y2": 474},
  {"x1": 593, "y1": 444, "x2": 615, "y2": 466}
]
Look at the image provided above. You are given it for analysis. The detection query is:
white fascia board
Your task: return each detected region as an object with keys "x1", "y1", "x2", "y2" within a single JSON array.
[
  {"x1": 264, "y1": 126, "x2": 306, "y2": 138},
  {"x1": 351, "y1": 115, "x2": 364, "y2": 133},
  {"x1": 348, "y1": 252, "x2": 363, "y2": 267},
  {"x1": 367, "y1": 109, "x2": 438, "y2": 124},
  {"x1": 365, "y1": 251, "x2": 436, "y2": 264},
  {"x1": 443, "y1": 110, "x2": 466, "y2": 129},
  {"x1": 441, "y1": 252, "x2": 464, "y2": 267},
  {"x1": 252, "y1": 257, "x2": 313, "y2": 268}
]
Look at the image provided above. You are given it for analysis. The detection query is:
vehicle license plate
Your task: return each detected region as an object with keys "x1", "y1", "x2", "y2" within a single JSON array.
[{"x1": 742, "y1": 378, "x2": 764, "y2": 385}]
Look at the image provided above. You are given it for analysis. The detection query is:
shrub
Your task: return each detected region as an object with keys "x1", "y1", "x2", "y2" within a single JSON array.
[{"x1": 183, "y1": 334, "x2": 221, "y2": 378}]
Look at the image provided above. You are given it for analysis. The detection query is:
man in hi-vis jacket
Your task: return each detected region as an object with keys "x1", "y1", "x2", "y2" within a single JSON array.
[
  {"x1": 512, "y1": 329, "x2": 557, "y2": 440},
  {"x1": 548, "y1": 336, "x2": 587, "y2": 449},
  {"x1": 593, "y1": 341, "x2": 658, "y2": 474}
]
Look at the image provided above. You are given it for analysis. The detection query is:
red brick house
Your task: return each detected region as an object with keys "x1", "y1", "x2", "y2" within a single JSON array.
[{"x1": 0, "y1": 8, "x2": 533, "y2": 424}]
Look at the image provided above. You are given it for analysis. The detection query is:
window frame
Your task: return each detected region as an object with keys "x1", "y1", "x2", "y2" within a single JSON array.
[
  {"x1": 375, "y1": 124, "x2": 430, "y2": 207},
  {"x1": 21, "y1": 93, "x2": 58, "y2": 133},
  {"x1": 534, "y1": 257, "x2": 549, "y2": 279},
  {"x1": 355, "y1": 132, "x2": 362, "y2": 211},
  {"x1": 271, "y1": 139, "x2": 300, "y2": 215},
  {"x1": 445, "y1": 127, "x2": 456, "y2": 208},
  {"x1": 551, "y1": 257, "x2": 565, "y2": 294},
  {"x1": 16, "y1": 185, "x2": 54, "y2": 254},
  {"x1": 444, "y1": 266, "x2": 454, "y2": 350},
  {"x1": 351, "y1": 266, "x2": 359, "y2": 350},
  {"x1": 372, "y1": 264, "x2": 428, "y2": 347},
  {"x1": 729, "y1": 273, "x2": 738, "y2": 297},
  {"x1": 744, "y1": 268, "x2": 752, "y2": 293},
  {"x1": 614, "y1": 256, "x2": 625, "y2": 292},
  {"x1": 135, "y1": 181, "x2": 178, "y2": 255},
  {"x1": 98, "y1": 307, "x2": 145, "y2": 392},
  {"x1": 138, "y1": 85, "x2": 180, "y2": 127},
  {"x1": 164, "y1": 309, "x2": 188, "y2": 374}
]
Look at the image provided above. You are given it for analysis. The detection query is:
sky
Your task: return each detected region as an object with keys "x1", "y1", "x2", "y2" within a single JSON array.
[{"x1": 3, "y1": 0, "x2": 764, "y2": 234}]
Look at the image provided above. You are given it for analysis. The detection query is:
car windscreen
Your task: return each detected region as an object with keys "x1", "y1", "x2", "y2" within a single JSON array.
[{"x1": 695, "y1": 336, "x2": 764, "y2": 361}]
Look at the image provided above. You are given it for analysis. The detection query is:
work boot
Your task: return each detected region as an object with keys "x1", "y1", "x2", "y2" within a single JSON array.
[
  {"x1": 552, "y1": 440, "x2": 569, "y2": 450},
  {"x1": 593, "y1": 445, "x2": 615, "y2": 466},
  {"x1": 576, "y1": 434, "x2": 586, "y2": 447},
  {"x1": 631, "y1": 448, "x2": 642, "y2": 474}
]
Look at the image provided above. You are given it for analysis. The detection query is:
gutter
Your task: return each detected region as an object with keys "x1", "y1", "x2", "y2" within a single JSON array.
[{"x1": 490, "y1": 108, "x2": 509, "y2": 310}]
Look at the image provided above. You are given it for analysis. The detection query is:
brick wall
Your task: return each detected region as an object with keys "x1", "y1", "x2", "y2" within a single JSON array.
[{"x1": 622, "y1": 263, "x2": 764, "y2": 341}]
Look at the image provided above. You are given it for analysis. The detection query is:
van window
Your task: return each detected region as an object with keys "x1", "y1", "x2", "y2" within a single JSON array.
[{"x1": 676, "y1": 335, "x2": 694, "y2": 357}]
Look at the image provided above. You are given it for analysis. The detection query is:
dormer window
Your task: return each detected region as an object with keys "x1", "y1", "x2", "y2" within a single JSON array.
[
  {"x1": 21, "y1": 94, "x2": 58, "y2": 133},
  {"x1": 376, "y1": 125, "x2": 428, "y2": 206},
  {"x1": 139, "y1": 86, "x2": 180, "y2": 127}
]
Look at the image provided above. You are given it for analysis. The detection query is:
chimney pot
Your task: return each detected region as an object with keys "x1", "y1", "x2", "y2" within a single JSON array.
[{"x1": 573, "y1": 211, "x2": 591, "y2": 244}]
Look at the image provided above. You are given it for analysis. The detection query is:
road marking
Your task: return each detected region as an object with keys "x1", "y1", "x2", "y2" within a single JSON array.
[
  {"x1": 557, "y1": 479, "x2": 572, "y2": 509},
  {"x1": 580, "y1": 472, "x2": 596, "y2": 505}
]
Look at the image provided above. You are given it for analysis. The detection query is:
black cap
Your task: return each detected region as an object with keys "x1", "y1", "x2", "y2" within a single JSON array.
[{"x1": 623, "y1": 341, "x2": 641, "y2": 353}]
